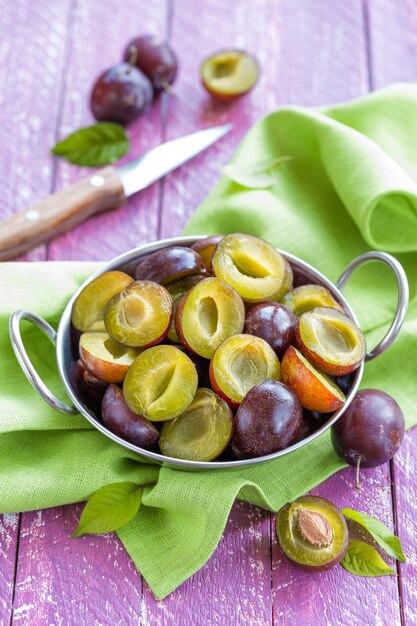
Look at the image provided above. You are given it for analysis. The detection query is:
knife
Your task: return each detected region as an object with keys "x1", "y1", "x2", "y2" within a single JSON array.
[{"x1": 0, "y1": 124, "x2": 231, "y2": 261}]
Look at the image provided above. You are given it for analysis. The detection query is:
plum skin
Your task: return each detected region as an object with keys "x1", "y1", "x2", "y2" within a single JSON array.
[
  {"x1": 232, "y1": 380, "x2": 302, "y2": 458},
  {"x1": 90, "y1": 63, "x2": 153, "y2": 126},
  {"x1": 244, "y1": 301, "x2": 298, "y2": 359},
  {"x1": 331, "y1": 389, "x2": 405, "y2": 467},
  {"x1": 101, "y1": 384, "x2": 160, "y2": 450}
]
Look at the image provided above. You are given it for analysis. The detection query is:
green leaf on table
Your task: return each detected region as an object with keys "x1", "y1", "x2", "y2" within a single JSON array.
[
  {"x1": 342, "y1": 508, "x2": 406, "y2": 562},
  {"x1": 341, "y1": 540, "x2": 396, "y2": 577},
  {"x1": 222, "y1": 155, "x2": 292, "y2": 188},
  {"x1": 51, "y1": 123, "x2": 130, "y2": 167},
  {"x1": 72, "y1": 482, "x2": 142, "y2": 537}
]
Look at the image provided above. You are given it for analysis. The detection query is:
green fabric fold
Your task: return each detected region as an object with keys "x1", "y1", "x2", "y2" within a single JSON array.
[{"x1": 1, "y1": 83, "x2": 417, "y2": 599}]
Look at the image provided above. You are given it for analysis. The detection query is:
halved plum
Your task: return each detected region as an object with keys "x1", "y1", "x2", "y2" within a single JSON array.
[
  {"x1": 191, "y1": 235, "x2": 223, "y2": 272},
  {"x1": 104, "y1": 280, "x2": 173, "y2": 348},
  {"x1": 71, "y1": 271, "x2": 133, "y2": 331},
  {"x1": 276, "y1": 496, "x2": 349, "y2": 572},
  {"x1": 282, "y1": 284, "x2": 344, "y2": 317},
  {"x1": 123, "y1": 345, "x2": 198, "y2": 421},
  {"x1": 272, "y1": 258, "x2": 294, "y2": 300},
  {"x1": 159, "y1": 388, "x2": 233, "y2": 461},
  {"x1": 101, "y1": 384, "x2": 159, "y2": 450},
  {"x1": 296, "y1": 307, "x2": 366, "y2": 376},
  {"x1": 244, "y1": 301, "x2": 298, "y2": 359},
  {"x1": 166, "y1": 275, "x2": 204, "y2": 343},
  {"x1": 210, "y1": 334, "x2": 280, "y2": 407},
  {"x1": 135, "y1": 246, "x2": 207, "y2": 285},
  {"x1": 201, "y1": 50, "x2": 259, "y2": 100},
  {"x1": 281, "y1": 346, "x2": 345, "y2": 412},
  {"x1": 175, "y1": 277, "x2": 245, "y2": 359},
  {"x1": 232, "y1": 380, "x2": 302, "y2": 458},
  {"x1": 79, "y1": 332, "x2": 140, "y2": 383},
  {"x1": 211, "y1": 233, "x2": 286, "y2": 303}
]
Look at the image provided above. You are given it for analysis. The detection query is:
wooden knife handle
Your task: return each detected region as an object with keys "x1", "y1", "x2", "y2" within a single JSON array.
[{"x1": 0, "y1": 166, "x2": 126, "y2": 261}]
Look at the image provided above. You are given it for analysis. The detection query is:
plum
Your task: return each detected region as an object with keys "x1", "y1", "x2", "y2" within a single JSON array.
[
  {"x1": 232, "y1": 380, "x2": 302, "y2": 458},
  {"x1": 210, "y1": 334, "x2": 280, "y2": 407},
  {"x1": 123, "y1": 345, "x2": 198, "y2": 421},
  {"x1": 282, "y1": 284, "x2": 344, "y2": 317},
  {"x1": 296, "y1": 307, "x2": 366, "y2": 376},
  {"x1": 281, "y1": 346, "x2": 345, "y2": 413},
  {"x1": 331, "y1": 389, "x2": 405, "y2": 484},
  {"x1": 244, "y1": 301, "x2": 298, "y2": 358},
  {"x1": 191, "y1": 235, "x2": 223, "y2": 272},
  {"x1": 104, "y1": 280, "x2": 173, "y2": 348},
  {"x1": 102, "y1": 384, "x2": 159, "y2": 450},
  {"x1": 211, "y1": 233, "x2": 287, "y2": 303},
  {"x1": 79, "y1": 332, "x2": 140, "y2": 383},
  {"x1": 159, "y1": 388, "x2": 233, "y2": 461},
  {"x1": 175, "y1": 277, "x2": 245, "y2": 359},
  {"x1": 135, "y1": 246, "x2": 207, "y2": 285},
  {"x1": 276, "y1": 496, "x2": 349, "y2": 571},
  {"x1": 200, "y1": 50, "x2": 259, "y2": 100},
  {"x1": 71, "y1": 271, "x2": 133, "y2": 332}
]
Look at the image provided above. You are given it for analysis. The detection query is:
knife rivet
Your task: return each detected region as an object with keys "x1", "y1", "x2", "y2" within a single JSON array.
[
  {"x1": 25, "y1": 210, "x2": 40, "y2": 221},
  {"x1": 90, "y1": 175, "x2": 105, "y2": 187}
]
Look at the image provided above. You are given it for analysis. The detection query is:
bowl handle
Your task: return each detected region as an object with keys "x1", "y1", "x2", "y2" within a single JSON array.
[
  {"x1": 336, "y1": 251, "x2": 409, "y2": 361},
  {"x1": 9, "y1": 310, "x2": 77, "y2": 415}
]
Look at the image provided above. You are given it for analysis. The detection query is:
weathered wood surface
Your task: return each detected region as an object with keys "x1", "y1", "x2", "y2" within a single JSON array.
[
  {"x1": 0, "y1": 0, "x2": 415, "y2": 624},
  {"x1": 367, "y1": 1, "x2": 417, "y2": 623},
  {"x1": 0, "y1": 515, "x2": 19, "y2": 626}
]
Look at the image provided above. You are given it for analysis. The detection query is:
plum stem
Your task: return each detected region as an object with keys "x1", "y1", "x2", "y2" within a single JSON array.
[
  {"x1": 127, "y1": 45, "x2": 138, "y2": 67},
  {"x1": 355, "y1": 455, "x2": 362, "y2": 489},
  {"x1": 160, "y1": 78, "x2": 175, "y2": 95}
]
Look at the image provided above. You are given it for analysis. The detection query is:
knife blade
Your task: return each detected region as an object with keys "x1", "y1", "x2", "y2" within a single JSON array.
[{"x1": 0, "y1": 124, "x2": 231, "y2": 261}]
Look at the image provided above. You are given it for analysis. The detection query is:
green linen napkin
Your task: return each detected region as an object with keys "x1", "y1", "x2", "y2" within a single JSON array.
[{"x1": 1, "y1": 84, "x2": 417, "y2": 600}]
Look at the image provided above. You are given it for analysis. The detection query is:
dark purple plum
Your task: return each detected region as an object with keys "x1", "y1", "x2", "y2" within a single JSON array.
[
  {"x1": 90, "y1": 63, "x2": 153, "y2": 126},
  {"x1": 69, "y1": 359, "x2": 108, "y2": 415},
  {"x1": 276, "y1": 496, "x2": 349, "y2": 571},
  {"x1": 135, "y1": 246, "x2": 208, "y2": 285},
  {"x1": 331, "y1": 389, "x2": 405, "y2": 478},
  {"x1": 101, "y1": 384, "x2": 159, "y2": 450},
  {"x1": 331, "y1": 373, "x2": 354, "y2": 395},
  {"x1": 232, "y1": 380, "x2": 302, "y2": 458},
  {"x1": 244, "y1": 302, "x2": 298, "y2": 358},
  {"x1": 294, "y1": 410, "x2": 327, "y2": 443},
  {"x1": 123, "y1": 35, "x2": 178, "y2": 90}
]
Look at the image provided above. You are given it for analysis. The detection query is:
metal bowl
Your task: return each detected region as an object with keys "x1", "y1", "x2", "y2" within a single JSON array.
[{"x1": 9, "y1": 236, "x2": 409, "y2": 471}]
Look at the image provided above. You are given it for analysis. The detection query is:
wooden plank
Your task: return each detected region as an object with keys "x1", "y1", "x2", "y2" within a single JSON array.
[
  {"x1": 392, "y1": 432, "x2": 417, "y2": 626},
  {"x1": 0, "y1": 515, "x2": 19, "y2": 626},
  {"x1": 12, "y1": 1, "x2": 168, "y2": 623},
  {"x1": 158, "y1": 0, "x2": 369, "y2": 238},
  {"x1": 366, "y1": 1, "x2": 417, "y2": 622},
  {"x1": 0, "y1": 0, "x2": 73, "y2": 259},
  {"x1": 46, "y1": 0, "x2": 168, "y2": 261},
  {"x1": 141, "y1": 501, "x2": 272, "y2": 626},
  {"x1": 11, "y1": 505, "x2": 142, "y2": 625},
  {"x1": 0, "y1": 2, "x2": 71, "y2": 622}
]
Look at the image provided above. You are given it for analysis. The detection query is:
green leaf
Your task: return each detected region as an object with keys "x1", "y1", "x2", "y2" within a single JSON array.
[
  {"x1": 72, "y1": 482, "x2": 142, "y2": 537},
  {"x1": 341, "y1": 540, "x2": 396, "y2": 577},
  {"x1": 51, "y1": 123, "x2": 130, "y2": 167},
  {"x1": 222, "y1": 155, "x2": 292, "y2": 188},
  {"x1": 342, "y1": 508, "x2": 406, "y2": 563}
]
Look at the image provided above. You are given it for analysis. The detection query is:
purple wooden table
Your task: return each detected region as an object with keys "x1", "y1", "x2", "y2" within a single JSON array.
[{"x1": 1, "y1": 1, "x2": 416, "y2": 624}]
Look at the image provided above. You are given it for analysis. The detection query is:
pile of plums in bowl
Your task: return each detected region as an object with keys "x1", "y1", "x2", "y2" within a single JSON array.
[{"x1": 70, "y1": 233, "x2": 367, "y2": 463}]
